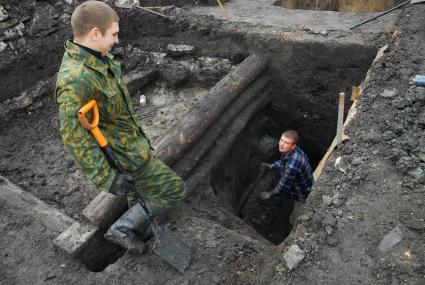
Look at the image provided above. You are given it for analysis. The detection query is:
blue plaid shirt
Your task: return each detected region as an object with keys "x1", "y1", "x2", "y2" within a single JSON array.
[{"x1": 270, "y1": 146, "x2": 313, "y2": 202}]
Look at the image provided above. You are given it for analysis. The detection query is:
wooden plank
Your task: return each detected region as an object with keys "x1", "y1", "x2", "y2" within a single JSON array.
[
  {"x1": 0, "y1": 175, "x2": 74, "y2": 233},
  {"x1": 336, "y1": 92, "x2": 345, "y2": 146}
]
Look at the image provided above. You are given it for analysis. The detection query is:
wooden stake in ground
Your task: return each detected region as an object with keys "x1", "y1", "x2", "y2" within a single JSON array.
[{"x1": 336, "y1": 92, "x2": 345, "y2": 146}]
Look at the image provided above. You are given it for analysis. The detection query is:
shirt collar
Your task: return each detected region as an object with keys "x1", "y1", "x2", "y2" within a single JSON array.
[
  {"x1": 72, "y1": 41, "x2": 106, "y2": 63},
  {"x1": 64, "y1": 40, "x2": 118, "y2": 77}
]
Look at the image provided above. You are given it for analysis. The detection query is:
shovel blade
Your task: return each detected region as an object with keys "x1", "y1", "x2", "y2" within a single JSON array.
[{"x1": 153, "y1": 226, "x2": 191, "y2": 274}]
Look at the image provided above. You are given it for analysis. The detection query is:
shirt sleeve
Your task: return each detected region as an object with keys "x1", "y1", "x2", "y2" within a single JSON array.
[
  {"x1": 271, "y1": 159, "x2": 284, "y2": 170},
  {"x1": 56, "y1": 73, "x2": 116, "y2": 192},
  {"x1": 271, "y1": 154, "x2": 301, "y2": 196}
]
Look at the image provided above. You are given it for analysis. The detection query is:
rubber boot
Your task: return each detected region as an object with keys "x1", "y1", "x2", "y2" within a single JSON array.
[{"x1": 105, "y1": 203, "x2": 154, "y2": 254}]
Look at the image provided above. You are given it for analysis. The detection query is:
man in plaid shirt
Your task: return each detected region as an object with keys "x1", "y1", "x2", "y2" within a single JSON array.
[{"x1": 259, "y1": 130, "x2": 314, "y2": 225}]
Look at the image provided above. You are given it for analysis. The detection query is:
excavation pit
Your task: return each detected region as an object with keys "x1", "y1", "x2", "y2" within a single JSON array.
[
  {"x1": 0, "y1": 3, "x2": 379, "y2": 277},
  {"x1": 209, "y1": 42, "x2": 376, "y2": 244}
]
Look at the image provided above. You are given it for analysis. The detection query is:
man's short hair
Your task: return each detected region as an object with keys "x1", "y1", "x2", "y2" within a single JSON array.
[
  {"x1": 71, "y1": 1, "x2": 119, "y2": 38},
  {"x1": 282, "y1": 130, "x2": 299, "y2": 144}
]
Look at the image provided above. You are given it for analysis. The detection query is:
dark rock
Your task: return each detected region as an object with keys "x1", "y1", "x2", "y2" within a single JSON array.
[
  {"x1": 0, "y1": 6, "x2": 8, "y2": 22},
  {"x1": 417, "y1": 110, "x2": 425, "y2": 128},
  {"x1": 383, "y1": 130, "x2": 396, "y2": 141},
  {"x1": 159, "y1": 65, "x2": 189, "y2": 88},
  {"x1": 407, "y1": 164, "x2": 425, "y2": 180},
  {"x1": 32, "y1": 80, "x2": 52, "y2": 98},
  {"x1": 326, "y1": 235, "x2": 339, "y2": 246},
  {"x1": 396, "y1": 156, "x2": 419, "y2": 171},
  {"x1": 3, "y1": 22, "x2": 25, "y2": 40},
  {"x1": 123, "y1": 67, "x2": 158, "y2": 95},
  {"x1": 322, "y1": 213, "x2": 337, "y2": 228},
  {"x1": 351, "y1": 157, "x2": 362, "y2": 166},
  {"x1": 0, "y1": 18, "x2": 18, "y2": 30},
  {"x1": 29, "y1": 4, "x2": 57, "y2": 35},
  {"x1": 363, "y1": 130, "x2": 381, "y2": 143}
]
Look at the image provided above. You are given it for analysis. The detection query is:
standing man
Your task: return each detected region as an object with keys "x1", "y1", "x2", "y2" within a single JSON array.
[
  {"x1": 259, "y1": 130, "x2": 313, "y2": 226},
  {"x1": 55, "y1": 1, "x2": 186, "y2": 248}
]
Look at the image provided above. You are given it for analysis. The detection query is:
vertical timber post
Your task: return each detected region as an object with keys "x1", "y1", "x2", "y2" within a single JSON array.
[{"x1": 336, "y1": 92, "x2": 345, "y2": 146}]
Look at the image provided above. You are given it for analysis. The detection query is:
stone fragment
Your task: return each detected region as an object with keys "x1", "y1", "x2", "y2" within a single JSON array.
[
  {"x1": 390, "y1": 148, "x2": 407, "y2": 161},
  {"x1": 363, "y1": 130, "x2": 381, "y2": 143},
  {"x1": 417, "y1": 110, "x2": 425, "y2": 128},
  {"x1": 396, "y1": 156, "x2": 419, "y2": 171},
  {"x1": 380, "y1": 89, "x2": 397, "y2": 98},
  {"x1": 32, "y1": 80, "x2": 52, "y2": 98},
  {"x1": 139, "y1": 94, "x2": 147, "y2": 107},
  {"x1": 322, "y1": 195, "x2": 332, "y2": 206},
  {"x1": 407, "y1": 164, "x2": 425, "y2": 180},
  {"x1": 282, "y1": 244, "x2": 305, "y2": 270},
  {"x1": 319, "y1": 29, "x2": 328, "y2": 36},
  {"x1": 0, "y1": 6, "x2": 8, "y2": 22},
  {"x1": 3, "y1": 22, "x2": 25, "y2": 40},
  {"x1": 378, "y1": 227, "x2": 402, "y2": 254},
  {"x1": 383, "y1": 130, "x2": 396, "y2": 141},
  {"x1": 29, "y1": 4, "x2": 57, "y2": 35},
  {"x1": 322, "y1": 213, "x2": 337, "y2": 227},
  {"x1": 351, "y1": 156, "x2": 362, "y2": 166},
  {"x1": 0, "y1": 41, "x2": 6, "y2": 53},
  {"x1": 167, "y1": 44, "x2": 195, "y2": 57},
  {"x1": 0, "y1": 18, "x2": 17, "y2": 30}
]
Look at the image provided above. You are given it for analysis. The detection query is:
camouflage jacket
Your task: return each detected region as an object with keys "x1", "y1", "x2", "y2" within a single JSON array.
[{"x1": 55, "y1": 40, "x2": 150, "y2": 192}]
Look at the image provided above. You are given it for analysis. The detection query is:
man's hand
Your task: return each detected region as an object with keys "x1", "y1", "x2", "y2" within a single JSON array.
[
  {"x1": 259, "y1": 191, "x2": 272, "y2": 200},
  {"x1": 109, "y1": 173, "x2": 137, "y2": 196},
  {"x1": 260, "y1": 162, "x2": 272, "y2": 172}
]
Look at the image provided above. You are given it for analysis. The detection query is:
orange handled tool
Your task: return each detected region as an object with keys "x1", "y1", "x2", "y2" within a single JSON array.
[
  {"x1": 78, "y1": 100, "x2": 125, "y2": 173},
  {"x1": 78, "y1": 100, "x2": 108, "y2": 148}
]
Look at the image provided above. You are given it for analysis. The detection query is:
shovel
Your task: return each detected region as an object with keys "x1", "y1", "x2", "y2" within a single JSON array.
[
  {"x1": 350, "y1": 0, "x2": 425, "y2": 30},
  {"x1": 78, "y1": 100, "x2": 190, "y2": 273},
  {"x1": 115, "y1": 0, "x2": 170, "y2": 19}
]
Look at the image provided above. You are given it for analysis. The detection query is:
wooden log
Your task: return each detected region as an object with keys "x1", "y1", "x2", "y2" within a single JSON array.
[
  {"x1": 186, "y1": 88, "x2": 271, "y2": 194},
  {"x1": 52, "y1": 222, "x2": 97, "y2": 256},
  {"x1": 0, "y1": 175, "x2": 74, "y2": 233},
  {"x1": 82, "y1": 192, "x2": 128, "y2": 230},
  {"x1": 173, "y1": 74, "x2": 270, "y2": 179},
  {"x1": 155, "y1": 53, "x2": 268, "y2": 166}
]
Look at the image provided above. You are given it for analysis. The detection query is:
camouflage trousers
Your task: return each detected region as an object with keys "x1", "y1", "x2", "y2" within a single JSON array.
[{"x1": 126, "y1": 149, "x2": 187, "y2": 215}]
